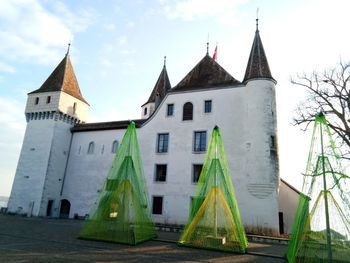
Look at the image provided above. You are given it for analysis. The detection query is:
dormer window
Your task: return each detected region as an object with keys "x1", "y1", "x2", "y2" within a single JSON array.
[
  {"x1": 73, "y1": 102, "x2": 77, "y2": 114},
  {"x1": 46, "y1": 96, "x2": 51, "y2": 104},
  {"x1": 35, "y1": 97, "x2": 39, "y2": 105}
]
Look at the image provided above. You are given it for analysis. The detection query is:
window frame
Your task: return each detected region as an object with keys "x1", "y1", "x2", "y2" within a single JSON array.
[
  {"x1": 87, "y1": 141, "x2": 95, "y2": 154},
  {"x1": 167, "y1": 104, "x2": 174, "y2": 116},
  {"x1": 73, "y1": 102, "x2": 77, "y2": 114},
  {"x1": 111, "y1": 140, "x2": 119, "y2": 153},
  {"x1": 204, "y1": 100, "x2": 212, "y2": 113},
  {"x1": 183, "y1": 102, "x2": 193, "y2": 121},
  {"x1": 193, "y1": 131, "x2": 207, "y2": 152},
  {"x1": 157, "y1": 133, "x2": 169, "y2": 153},
  {"x1": 154, "y1": 164, "x2": 167, "y2": 182},
  {"x1": 192, "y1": 163, "x2": 203, "y2": 183},
  {"x1": 152, "y1": 196, "x2": 164, "y2": 215}
]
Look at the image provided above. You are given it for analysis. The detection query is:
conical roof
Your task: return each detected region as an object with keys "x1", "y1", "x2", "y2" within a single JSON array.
[
  {"x1": 29, "y1": 55, "x2": 88, "y2": 104},
  {"x1": 243, "y1": 26, "x2": 275, "y2": 83},
  {"x1": 144, "y1": 65, "x2": 171, "y2": 105},
  {"x1": 171, "y1": 55, "x2": 240, "y2": 92}
]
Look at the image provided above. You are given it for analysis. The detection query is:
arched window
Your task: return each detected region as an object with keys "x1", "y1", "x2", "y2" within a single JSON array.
[
  {"x1": 111, "y1": 140, "x2": 119, "y2": 153},
  {"x1": 183, "y1": 102, "x2": 193, "y2": 121},
  {"x1": 87, "y1": 141, "x2": 95, "y2": 154}
]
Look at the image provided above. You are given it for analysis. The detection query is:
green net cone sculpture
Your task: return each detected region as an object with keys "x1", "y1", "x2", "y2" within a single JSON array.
[
  {"x1": 179, "y1": 126, "x2": 247, "y2": 253},
  {"x1": 78, "y1": 123, "x2": 156, "y2": 245},
  {"x1": 286, "y1": 114, "x2": 350, "y2": 263}
]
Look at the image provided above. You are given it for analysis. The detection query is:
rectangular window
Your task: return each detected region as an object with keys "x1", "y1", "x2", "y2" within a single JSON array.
[
  {"x1": 194, "y1": 131, "x2": 207, "y2": 152},
  {"x1": 157, "y1": 133, "x2": 169, "y2": 153},
  {"x1": 152, "y1": 196, "x2": 163, "y2": 215},
  {"x1": 193, "y1": 164, "x2": 203, "y2": 183},
  {"x1": 167, "y1": 104, "x2": 174, "y2": 116},
  {"x1": 204, "y1": 100, "x2": 212, "y2": 113},
  {"x1": 46, "y1": 96, "x2": 51, "y2": 104},
  {"x1": 155, "y1": 164, "x2": 167, "y2": 182},
  {"x1": 35, "y1": 97, "x2": 39, "y2": 105}
]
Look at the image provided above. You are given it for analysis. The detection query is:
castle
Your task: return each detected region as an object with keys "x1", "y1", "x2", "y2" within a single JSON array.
[{"x1": 7, "y1": 24, "x2": 299, "y2": 235}]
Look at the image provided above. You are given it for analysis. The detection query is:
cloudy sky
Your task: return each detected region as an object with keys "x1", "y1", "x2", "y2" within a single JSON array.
[{"x1": 1, "y1": 0, "x2": 350, "y2": 196}]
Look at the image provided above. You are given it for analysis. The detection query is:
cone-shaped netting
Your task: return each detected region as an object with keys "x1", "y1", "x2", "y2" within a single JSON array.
[
  {"x1": 286, "y1": 114, "x2": 350, "y2": 263},
  {"x1": 179, "y1": 126, "x2": 247, "y2": 253},
  {"x1": 78, "y1": 123, "x2": 156, "y2": 245}
]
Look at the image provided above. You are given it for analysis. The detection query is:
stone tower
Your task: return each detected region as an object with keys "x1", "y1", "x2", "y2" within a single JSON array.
[
  {"x1": 242, "y1": 21, "x2": 280, "y2": 234},
  {"x1": 7, "y1": 52, "x2": 89, "y2": 217}
]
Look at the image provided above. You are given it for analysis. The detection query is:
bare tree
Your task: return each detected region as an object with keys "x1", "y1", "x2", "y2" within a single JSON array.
[{"x1": 293, "y1": 61, "x2": 350, "y2": 158}]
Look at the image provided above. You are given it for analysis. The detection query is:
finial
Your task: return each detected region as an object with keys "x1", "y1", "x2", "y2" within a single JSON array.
[
  {"x1": 164, "y1": 56, "x2": 166, "y2": 67},
  {"x1": 256, "y1": 8, "x2": 259, "y2": 31},
  {"x1": 206, "y1": 33, "x2": 209, "y2": 55},
  {"x1": 66, "y1": 43, "x2": 71, "y2": 56}
]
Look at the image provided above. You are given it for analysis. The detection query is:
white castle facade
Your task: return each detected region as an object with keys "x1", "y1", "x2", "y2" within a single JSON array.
[{"x1": 7, "y1": 25, "x2": 299, "y2": 235}]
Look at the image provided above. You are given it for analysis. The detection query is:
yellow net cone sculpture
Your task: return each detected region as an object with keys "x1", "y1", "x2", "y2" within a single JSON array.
[{"x1": 179, "y1": 126, "x2": 247, "y2": 253}]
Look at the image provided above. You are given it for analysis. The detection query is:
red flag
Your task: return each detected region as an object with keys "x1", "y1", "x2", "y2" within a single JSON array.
[{"x1": 212, "y1": 45, "x2": 218, "y2": 61}]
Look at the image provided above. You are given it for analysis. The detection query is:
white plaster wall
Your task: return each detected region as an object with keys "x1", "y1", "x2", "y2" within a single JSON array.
[
  {"x1": 243, "y1": 79, "x2": 280, "y2": 234},
  {"x1": 7, "y1": 119, "x2": 55, "y2": 216},
  {"x1": 61, "y1": 129, "x2": 125, "y2": 218},
  {"x1": 140, "y1": 86, "x2": 247, "y2": 225},
  {"x1": 61, "y1": 84, "x2": 281, "y2": 233},
  {"x1": 278, "y1": 180, "x2": 299, "y2": 233},
  {"x1": 58, "y1": 92, "x2": 89, "y2": 122},
  {"x1": 40, "y1": 120, "x2": 74, "y2": 217},
  {"x1": 26, "y1": 92, "x2": 88, "y2": 122},
  {"x1": 26, "y1": 92, "x2": 61, "y2": 113},
  {"x1": 141, "y1": 102, "x2": 155, "y2": 119}
]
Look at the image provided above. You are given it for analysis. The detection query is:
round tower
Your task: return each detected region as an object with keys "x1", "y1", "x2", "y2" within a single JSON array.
[
  {"x1": 242, "y1": 21, "x2": 280, "y2": 235},
  {"x1": 7, "y1": 52, "x2": 89, "y2": 217}
]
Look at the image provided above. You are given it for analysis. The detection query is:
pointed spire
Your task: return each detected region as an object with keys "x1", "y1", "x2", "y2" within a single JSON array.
[
  {"x1": 66, "y1": 43, "x2": 71, "y2": 56},
  {"x1": 243, "y1": 19, "x2": 275, "y2": 83},
  {"x1": 29, "y1": 53, "x2": 88, "y2": 104},
  {"x1": 256, "y1": 8, "x2": 259, "y2": 31},
  {"x1": 144, "y1": 58, "x2": 171, "y2": 105},
  {"x1": 206, "y1": 33, "x2": 209, "y2": 55}
]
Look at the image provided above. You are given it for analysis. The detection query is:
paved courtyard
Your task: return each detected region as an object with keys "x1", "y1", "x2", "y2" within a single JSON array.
[{"x1": 0, "y1": 214, "x2": 287, "y2": 262}]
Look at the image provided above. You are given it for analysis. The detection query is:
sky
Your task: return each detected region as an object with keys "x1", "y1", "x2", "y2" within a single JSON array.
[{"x1": 1, "y1": 0, "x2": 350, "y2": 196}]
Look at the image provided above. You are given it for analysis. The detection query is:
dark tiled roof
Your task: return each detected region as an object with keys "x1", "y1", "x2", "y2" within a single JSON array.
[
  {"x1": 144, "y1": 65, "x2": 171, "y2": 105},
  {"x1": 171, "y1": 55, "x2": 240, "y2": 92},
  {"x1": 29, "y1": 55, "x2": 88, "y2": 104},
  {"x1": 243, "y1": 29, "x2": 275, "y2": 83},
  {"x1": 71, "y1": 119, "x2": 146, "y2": 132}
]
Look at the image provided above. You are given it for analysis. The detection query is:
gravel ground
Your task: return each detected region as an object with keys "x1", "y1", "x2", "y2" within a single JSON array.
[{"x1": 0, "y1": 214, "x2": 287, "y2": 263}]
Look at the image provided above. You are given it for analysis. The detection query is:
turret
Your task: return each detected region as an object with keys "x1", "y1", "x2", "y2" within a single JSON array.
[
  {"x1": 141, "y1": 57, "x2": 171, "y2": 118},
  {"x1": 7, "y1": 50, "x2": 89, "y2": 217},
  {"x1": 243, "y1": 20, "x2": 280, "y2": 234}
]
